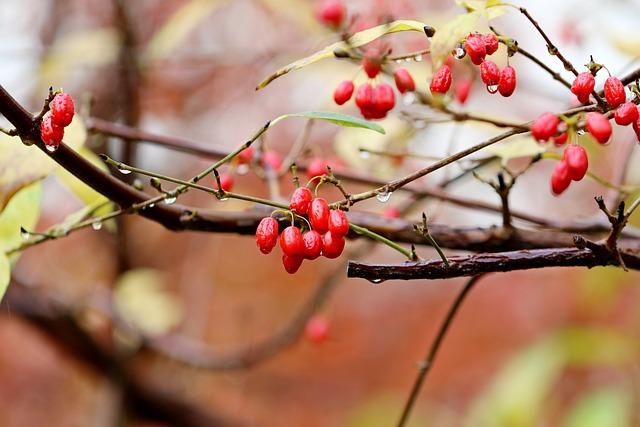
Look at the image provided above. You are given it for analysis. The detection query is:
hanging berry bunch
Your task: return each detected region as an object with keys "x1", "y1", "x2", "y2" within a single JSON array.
[{"x1": 39, "y1": 92, "x2": 75, "y2": 152}]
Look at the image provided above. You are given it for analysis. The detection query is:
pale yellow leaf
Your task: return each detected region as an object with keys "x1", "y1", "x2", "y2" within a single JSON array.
[
  {"x1": 0, "y1": 254, "x2": 8, "y2": 302},
  {"x1": 0, "y1": 182, "x2": 43, "y2": 253}
]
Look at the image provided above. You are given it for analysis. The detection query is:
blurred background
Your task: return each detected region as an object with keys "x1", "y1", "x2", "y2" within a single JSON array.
[{"x1": 1, "y1": 0, "x2": 640, "y2": 426}]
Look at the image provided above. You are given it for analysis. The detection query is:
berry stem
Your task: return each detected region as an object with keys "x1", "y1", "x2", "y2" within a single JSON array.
[{"x1": 349, "y1": 223, "x2": 416, "y2": 260}]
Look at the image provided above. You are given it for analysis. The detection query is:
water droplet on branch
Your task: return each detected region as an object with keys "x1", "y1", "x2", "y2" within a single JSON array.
[{"x1": 376, "y1": 191, "x2": 392, "y2": 203}]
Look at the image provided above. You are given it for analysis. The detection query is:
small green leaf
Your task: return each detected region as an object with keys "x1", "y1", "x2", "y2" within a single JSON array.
[
  {"x1": 0, "y1": 254, "x2": 9, "y2": 302},
  {"x1": 563, "y1": 387, "x2": 631, "y2": 427},
  {"x1": 272, "y1": 111, "x2": 385, "y2": 134}
]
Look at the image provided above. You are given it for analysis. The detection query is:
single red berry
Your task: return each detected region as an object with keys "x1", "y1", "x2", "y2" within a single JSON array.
[
  {"x1": 302, "y1": 230, "x2": 323, "y2": 260},
  {"x1": 571, "y1": 72, "x2": 595, "y2": 104},
  {"x1": 40, "y1": 114, "x2": 64, "y2": 147},
  {"x1": 282, "y1": 254, "x2": 304, "y2": 274},
  {"x1": 255, "y1": 217, "x2": 279, "y2": 254},
  {"x1": 454, "y1": 77, "x2": 472, "y2": 104},
  {"x1": 262, "y1": 150, "x2": 282, "y2": 171},
  {"x1": 498, "y1": 65, "x2": 516, "y2": 97},
  {"x1": 383, "y1": 206, "x2": 401, "y2": 219},
  {"x1": 480, "y1": 60, "x2": 500, "y2": 86},
  {"x1": 217, "y1": 174, "x2": 234, "y2": 192},
  {"x1": 553, "y1": 132, "x2": 569, "y2": 146},
  {"x1": 563, "y1": 144, "x2": 588, "y2": 181},
  {"x1": 49, "y1": 93, "x2": 75, "y2": 127},
  {"x1": 614, "y1": 102, "x2": 639, "y2": 126},
  {"x1": 633, "y1": 115, "x2": 640, "y2": 142},
  {"x1": 464, "y1": 33, "x2": 486, "y2": 65},
  {"x1": 309, "y1": 198, "x2": 330, "y2": 234},
  {"x1": 531, "y1": 113, "x2": 560, "y2": 142},
  {"x1": 306, "y1": 158, "x2": 327, "y2": 179},
  {"x1": 322, "y1": 232, "x2": 345, "y2": 259},
  {"x1": 393, "y1": 68, "x2": 415, "y2": 93},
  {"x1": 585, "y1": 112, "x2": 612, "y2": 144},
  {"x1": 237, "y1": 146, "x2": 253, "y2": 164},
  {"x1": 316, "y1": 0, "x2": 345, "y2": 28},
  {"x1": 604, "y1": 76, "x2": 626, "y2": 108},
  {"x1": 430, "y1": 64, "x2": 452, "y2": 94},
  {"x1": 551, "y1": 160, "x2": 572, "y2": 195},
  {"x1": 334, "y1": 80, "x2": 355, "y2": 105},
  {"x1": 355, "y1": 83, "x2": 374, "y2": 110},
  {"x1": 279, "y1": 226, "x2": 304, "y2": 256},
  {"x1": 290, "y1": 187, "x2": 314, "y2": 215},
  {"x1": 328, "y1": 209, "x2": 349, "y2": 236},
  {"x1": 482, "y1": 33, "x2": 499, "y2": 55},
  {"x1": 362, "y1": 54, "x2": 382, "y2": 79},
  {"x1": 305, "y1": 315, "x2": 329, "y2": 343},
  {"x1": 373, "y1": 83, "x2": 395, "y2": 112}
]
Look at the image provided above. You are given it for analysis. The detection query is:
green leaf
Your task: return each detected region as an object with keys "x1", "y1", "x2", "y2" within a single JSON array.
[
  {"x1": 0, "y1": 182, "x2": 43, "y2": 254},
  {"x1": 256, "y1": 20, "x2": 428, "y2": 89},
  {"x1": 271, "y1": 111, "x2": 385, "y2": 134},
  {"x1": 0, "y1": 254, "x2": 9, "y2": 302},
  {"x1": 564, "y1": 388, "x2": 631, "y2": 427}
]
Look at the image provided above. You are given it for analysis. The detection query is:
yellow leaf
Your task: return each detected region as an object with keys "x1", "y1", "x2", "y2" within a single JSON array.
[
  {"x1": 0, "y1": 182, "x2": 43, "y2": 253},
  {"x1": 610, "y1": 31, "x2": 640, "y2": 57},
  {"x1": 0, "y1": 254, "x2": 8, "y2": 302}
]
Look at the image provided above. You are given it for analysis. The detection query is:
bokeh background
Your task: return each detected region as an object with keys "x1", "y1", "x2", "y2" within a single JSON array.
[{"x1": 1, "y1": 0, "x2": 640, "y2": 426}]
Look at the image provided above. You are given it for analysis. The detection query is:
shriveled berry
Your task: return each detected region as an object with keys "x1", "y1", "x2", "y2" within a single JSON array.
[
  {"x1": 334, "y1": 80, "x2": 354, "y2": 105},
  {"x1": 585, "y1": 112, "x2": 612, "y2": 144},
  {"x1": 430, "y1": 64, "x2": 452, "y2": 94},
  {"x1": 316, "y1": 0, "x2": 345, "y2": 28},
  {"x1": 217, "y1": 174, "x2": 234, "y2": 192},
  {"x1": 482, "y1": 33, "x2": 499, "y2": 55},
  {"x1": 306, "y1": 158, "x2": 328, "y2": 179},
  {"x1": 302, "y1": 230, "x2": 323, "y2": 260},
  {"x1": 262, "y1": 150, "x2": 282, "y2": 171},
  {"x1": 309, "y1": 198, "x2": 330, "y2": 234},
  {"x1": 563, "y1": 144, "x2": 588, "y2": 181},
  {"x1": 373, "y1": 83, "x2": 395, "y2": 112},
  {"x1": 40, "y1": 114, "x2": 64, "y2": 147},
  {"x1": 290, "y1": 187, "x2": 314, "y2": 215},
  {"x1": 604, "y1": 76, "x2": 626, "y2": 108},
  {"x1": 282, "y1": 254, "x2": 304, "y2": 274},
  {"x1": 362, "y1": 54, "x2": 381, "y2": 79},
  {"x1": 480, "y1": 60, "x2": 500, "y2": 86},
  {"x1": 551, "y1": 161, "x2": 572, "y2": 195},
  {"x1": 280, "y1": 226, "x2": 304, "y2": 256},
  {"x1": 322, "y1": 232, "x2": 345, "y2": 258},
  {"x1": 393, "y1": 68, "x2": 415, "y2": 93},
  {"x1": 614, "y1": 102, "x2": 639, "y2": 126},
  {"x1": 355, "y1": 83, "x2": 374, "y2": 110},
  {"x1": 50, "y1": 93, "x2": 75, "y2": 127},
  {"x1": 328, "y1": 209, "x2": 349, "y2": 236},
  {"x1": 531, "y1": 113, "x2": 560, "y2": 142},
  {"x1": 305, "y1": 315, "x2": 329, "y2": 343},
  {"x1": 464, "y1": 33, "x2": 486, "y2": 65},
  {"x1": 571, "y1": 72, "x2": 595, "y2": 104},
  {"x1": 553, "y1": 132, "x2": 568, "y2": 146},
  {"x1": 255, "y1": 217, "x2": 279, "y2": 254},
  {"x1": 498, "y1": 65, "x2": 516, "y2": 97},
  {"x1": 454, "y1": 77, "x2": 472, "y2": 104},
  {"x1": 238, "y1": 146, "x2": 253, "y2": 164}
]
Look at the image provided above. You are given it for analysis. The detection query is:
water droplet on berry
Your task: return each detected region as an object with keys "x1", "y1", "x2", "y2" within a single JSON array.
[
  {"x1": 45, "y1": 143, "x2": 59, "y2": 153},
  {"x1": 236, "y1": 164, "x2": 249, "y2": 175},
  {"x1": 368, "y1": 278, "x2": 385, "y2": 285},
  {"x1": 453, "y1": 47, "x2": 466, "y2": 59},
  {"x1": 376, "y1": 191, "x2": 392, "y2": 203},
  {"x1": 486, "y1": 84, "x2": 499, "y2": 94},
  {"x1": 20, "y1": 227, "x2": 30, "y2": 240},
  {"x1": 91, "y1": 221, "x2": 103, "y2": 231},
  {"x1": 118, "y1": 168, "x2": 131, "y2": 175},
  {"x1": 164, "y1": 195, "x2": 177, "y2": 205}
]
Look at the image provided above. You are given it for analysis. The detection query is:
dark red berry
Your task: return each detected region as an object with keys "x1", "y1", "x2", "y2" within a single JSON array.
[
  {"x1": 393, "y1": 68, "x2": 415, "y2": 93},
  {"x1": 454, "y1": 77, "x2": 472, "y2": 104},
  {"x1": 563, "y1": 144, "x2": 588, "y2": 181},
  {"x1": 553, "y1": 132, "x2": 568, "y2": 146},
  {"x1": 217, "y1": 174, "x2": 234, "y2": 192},
  {"x1": 238, "y1": 146, "x2": 253, "y2": 164},
  {"x1": 531, "y1": 113, "x2": 560, "y2": 142},
  {"x1": 362, "y1": 54, "x2": 381, "y2": 79},
  {"x1": 355, "y1": 83, "x2": 373, "y2": 110},
  {"x1": 464, "y1": 33, "x2": 486, "y2": 65},
  {"x1": 480, "y1": 60, "x2": 500, "y2": 86},
  {"x1": 290, "y1": 187, "x2": 314, "y2": 215},
  {"x1": 306, "y1": 158, "x2": 327, "y2": 179},
  {"x1": 302, "y1": 230, "x2": 323, "y2": 260},
  {"x1": 50, "y1": 93, "x2": 75, "y2": 127},
  {"x1": 482, "y1": 33, "x2": 499, "y2": 55},
  {"x1": 328, "y1": 209, "x2": 349, "y2": 236},
  {"x1": 280, "y1": 226, "x2": 304, "y2": 256},
  {"x1": 40, "y1": 114, "x2": 64, "y2": 147},
  {"x1": 614, "y1": 102, "x2": 639, "y2": 126},
  {"x1": 498, "y1": 65, "x2": 516, "y2": 97},
  {"x1": 430, "y1": 64, "x2": 452, "y2": 94},
  {"x1": 571, "y1": 72, "x2": 595, "y2": 104},
  {"x1": 316, "y1": 0, "x2": 345, "y2": 28},
  {"x1": 305, "y1": 315, "x2": 329, "y2": 343},
  {"x1": 282, "y1": 254, "x2": 304, "y2": 274},
  {"x1": 585, "y1": 112, "x2": 612, "y2": 144},
  {"x1": 262, "y1": 150, "x2": 282, "y2": 171},
  {"x1": 373, "y1": 83, "x2": 395, "y2": 112},
  {"x1": 255, "y1": 217, "x2": 279, "y2": 254},
  {"x1": 551, "y1": 161, "x2": 572, "y2": 195},
  {"x1": 322, "y1": 232, "x2": 345, "y2": 258},
  {"x1": 334, "y1": 80, "x2": 354, "y2": 105},
  {"x1": 604, "y1": 76, "x2": 626, "y2": 108},
  {"x1": 309, "y1": 198, "x2": 330, "y2": 233}
]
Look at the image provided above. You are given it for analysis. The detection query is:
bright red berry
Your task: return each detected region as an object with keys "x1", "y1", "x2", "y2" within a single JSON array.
[
  {"x1": 282, "y1": 254, "x2": 304, "y2": 274},
  {"x1": 464, "y1": 33, "x2": 486, "y2": 65},
  {"x1": 604, "y1": 76, "x2": 626, "y2": 108},
  {"x1": 454, "y1": 77, "x2": 472, "y2": 104},
  {"x1": 383, "y1": 206, "x2": 401, "y2": 219},
  {"x1": 498, "y1": 65, "x2": 516, "y2": 97},
  {"x1": 238, "y1": 146, "x2": 253, "y2": 164},
  {"x1": 49, "y1": 93, "x2": 75, "y2": 127},
  {"x1": 306, "y1": 158, "x2": 327, "y2": 179},
  {"x1": 614, "y1": 102, "x2": 638, "y2": 126},
  {"x1": 355, "y1": 83, "x2": 373, "y2": 110},
  {"x1": 430, "y1": 64, "x2": 452, "y2": 94},
  {"x1": 305, "y1": 315, "x2": 329, "y2": 343},
  {"x1": 393, "y1": 68, "x2": 415, "y2": 93},
  {"x1": 362, "y1": 54, "x2": 381, "y2": 79},
  {"x1": 550, "y1": 161, "x2": 571, "y2": 195},
  {"x1": 280, "y1": 226, "x2": 304, "y2": 256},
  {"x1": 571, "y1": 72, "x2": 595, "y2": 104},
  {"x1": 633, "y1": 116, "x2": 640, "y2": 142},
  {"x1": 309, "y1": 198, "x2": 330, "y2": 234},
  {"x1": 328, "y1": 209, "x2": 349, "y2": 236},
  {"x1": 290, "y1": 187, "x2": 314, "y2": 215},
  {"x1": 482, "y1": 33, "x2": 499, "y2": 55},
  {"x1": 262, "y1": 150, "x2": 282, "y2": 171},
  {"x1": 334, "y1": 80, "x2": 354, "y2": 105},
  {"x1": 255, "y1": 217, "x2": 279, "y2": 254},
  {"x1": 553, "y1": 132, "x2": 569, "y2": 146},
  {"x1": 322, "y1": 232, "x2": 345, "y2": 258},
  {"x1": 480, "y1": 60, "x2": 500, "y2": 87},
  {"x1": 373, "y1": 83, "x2": 395, "y2": 112},
  {"x1": 316, "y1": 0, "x2": 345, "y2": 28},
  {"x1": 585, "y1": 112, "x2": 612, "y2": 144},
  {"x1": 531, "y1": 113, "x2": 560, "y2": 142},
  {"x1": 302, "y1": 230, "x2": 323, "y2": 260},
  {"x1": 40, "y1": 114, "x2": 64, "y2": 147},
  {"x1": 217, "y1": 174, "x2": 234, "y2": 192},
  {"x1": 563, "y1": 144, "x2": 588, "y2": 181}
]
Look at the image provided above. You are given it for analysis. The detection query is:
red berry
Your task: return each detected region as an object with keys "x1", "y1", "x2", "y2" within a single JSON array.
[
  {"x1": 238, "y1": 146, "x2": 253, "y2": 164},
  {"x1": 217, "y1": 174, "x2": 234, "y2": 192},
  {"x1": 482, "y1": 33, "x2": 499, "y2": 55},
  {"x1": 430, "y1": 64, "x2": 452, "y2": 94},
  {"x1": 255, "y1": 217, "x2": 279, "y2": 254},
  {"x1": 355, "y1": 83, "x2": 374, "y2": 110},
  {"x1": 280, "y1": 226, "x2": 304, "y2": 256},
  {"x1": 563, "y1": 144, "x2": 588, "y2": 181},
  {"x1": 362, "y1": 54, "x2": 381, "y2": 79},
  {"x1": 302, "y1": 230, "x2": 323, "y2": 260},
  {"x1": 262, "y1": 150, "x2": 282, "y2": 171},
  {"x1": 316, "y1": 0, "x2": 345, "y2": 28},
  {"x1": 40, "y1": 114, "x2": 64, "y2": 147},
  {"x1": 480, "y1": 60, "x2": 500, "y2": 86},
  {"x1": 322, "y1": 232, "x2": 345, "y2": 258},
  {"x1": 550, "y1": 161, "x2": 571, "y2": 195},
  {"x1": 328, "y1": 209, "x2": 349, "y2": 236},
  {"x1": 604, "y1": 76, "x2": 626, "y2": 108},
  {"x1": 614, "y1": 102, "x2": 639, "y2": 126},
  {"x1": 553, "y1": 132, "x2": 569, "y2": 146},
  {"x1": 305, "y1": 315, "x2": 329, "y2": 343},
  {"x1": 633, "y1": 115, "x2": 640, "y2": 142},
  {"x1": 306, "y1": 158, "x2": 327, "y2": 179},
  {"x1": 373, "y1": 83, "x2": 395, "y2": 112},
  {"x1": 393, "y1": 68, "x2": 415, "y2": 93},
  {"x1": 585, "y1": 112, "x2": 612, "y2": 144},
  {"x1": 309, "y1": 198, "x2": 330, "y2": 234},
  {"x1": 464, "y1": 33, "x2": 486, "y2": 65},
  {"x1": 531, "y1": 113, "x2": 560, "y2": 142},
  {"x1": 290, "y1": 187, "x2": 314, "y2": 215},
  {"x1": 49, "y1": 93, "x2": 75, "y2": 127},
  {"x1": 282, "y1": 254, "x2": 304, "y2": 274},
  {"x1": 334, "y1": 80, "x2": 354, "y2": 105},
  {"x1": 571, "y1": 72, "x2": 595, "y2": 104},
  {"x1": 383, "y1": 206, "x2": 401, "y2": 219},
  {"x1": 454, "y1": 78, "x2": 472, "y2": 104},
  {"x1": 498, "y1": 65, "x2": 516, "y2": 97}
]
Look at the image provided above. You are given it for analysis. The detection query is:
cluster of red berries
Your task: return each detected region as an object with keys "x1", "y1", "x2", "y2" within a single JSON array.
[
  {"x1": 255, "y1": 187, "x2": 349, "y2": 274},
  {"x1": 39, "y1": 92, "x2": 75, "y2": 151}
]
